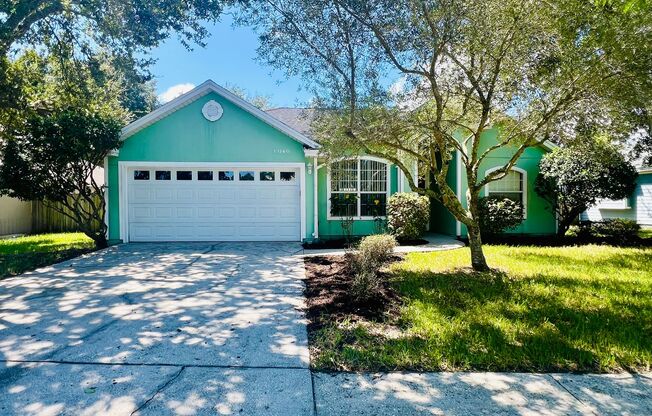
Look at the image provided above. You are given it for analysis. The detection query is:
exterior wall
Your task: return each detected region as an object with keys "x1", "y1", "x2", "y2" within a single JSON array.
[
  {"x1": 108, "y1": 91, "x2": 315, "y2": 242},
  {"x1": 317, "y1": 162, "x2": 399, "y2": 239},
  {"x1": 0, "y1": 196, "x2": 31, "y2": 236},
  {"x1": 456, "y1": 128, "x2": 557, "y2": 237},
  {"x1": 430, "y1": 152, "x2": 458, "y2": 236},
  {"x1": 581, "y1": 172, "x2": 652, "y2": 226}
]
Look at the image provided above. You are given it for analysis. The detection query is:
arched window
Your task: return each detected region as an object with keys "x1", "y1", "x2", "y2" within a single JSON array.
[
  {"x1": 485, "y1": 167, "x2": 527, "y2": 218},
  {"x1": 328, "y1": 157, "x2": 390, "y2": 218}
]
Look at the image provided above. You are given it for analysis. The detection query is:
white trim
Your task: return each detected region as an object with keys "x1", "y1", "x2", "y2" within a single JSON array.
[
  {"x1": 121, "y1": 80, "x2": 321, "y2": 149},
  {"x1": 484, "y1": 166, "x2": 528, "y2": 219},
  {"x1": 103, "y1": 156, "x2": 109, "y2": 239},
  {"x1": 541, "y1": 140, "x2": 558, "y2": 151},
  {"x1": 326, "y1": 156, "x2": 391, "y2": 221},
  {"x1": 117, "y1": 161, "x2": 306, "y2": 243},
  {"x1": 456, "y1": 150, "x2": 462, "y2": 237},
  {"x1": 304, "y1": 149, "x2": 319, "y2": 157},
  {"x1": 398, "y1": 168, "x2": 404, "y2": 193},
  {"x1": 313, "y1": 156, "x2": 319, "y2": 239}
]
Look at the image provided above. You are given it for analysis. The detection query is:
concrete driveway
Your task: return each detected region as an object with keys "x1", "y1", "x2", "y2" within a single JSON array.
[
  {"x1": 0, "y1": 242, "x2": 313, "y2": 415},
  {"x1": 2, "y1": 243, "x2": 651, "y2": 416}
]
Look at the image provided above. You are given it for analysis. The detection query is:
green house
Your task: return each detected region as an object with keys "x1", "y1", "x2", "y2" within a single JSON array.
[{"x1": 105, "y1": 80, "x2": 556, "y2": 243}]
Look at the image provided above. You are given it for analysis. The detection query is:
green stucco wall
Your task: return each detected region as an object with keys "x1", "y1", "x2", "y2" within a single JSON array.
[
  {"x1": 453, "y1": 128, "x2": 556, "y2": 237},
  {"x1": 429, "y1": 153, "x2": 458, "y2": 236},
  {"x1": 108, "y1": 91, "x2": 316, "y2": 242}
]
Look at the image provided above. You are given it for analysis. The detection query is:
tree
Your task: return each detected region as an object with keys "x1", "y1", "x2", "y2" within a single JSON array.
[
  {"x1": 237, "y1": 0, "x2": 652, "y2": 270},
  {"x1": 0, "y1": 110, "x2": 121, "y2": 248},
  {"x1": 535, "y1": 138, "x2": 638, "y2": 236},
  {"x1": 0, "y1": 0, "x2": 236, "y2": 113},
  {"x1": 0, "y1": 0, "x2": 231, "y2": 58},
  {"x1": 0, "y1": 50, "x2": 129, "y2": 248},
  {"x1": 225, "y1": 83, "x2": 272, "y2": 110}
]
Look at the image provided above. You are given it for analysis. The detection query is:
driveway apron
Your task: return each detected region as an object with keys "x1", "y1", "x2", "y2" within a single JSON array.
[{"x1": 0, "y1": 242, "x2": 313, "y2": 415}]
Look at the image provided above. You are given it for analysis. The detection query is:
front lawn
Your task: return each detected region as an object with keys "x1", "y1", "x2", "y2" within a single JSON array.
[
  {"x1": 0, "y1": 232, "x2": 95, "y2": 278},
  {"x1": 308, "y1": 245, "x2": 652, "y2": 373}
]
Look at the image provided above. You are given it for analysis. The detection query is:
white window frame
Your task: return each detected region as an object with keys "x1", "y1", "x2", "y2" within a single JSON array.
[
  {"x1": 484, "y1": 166, "x2": 528, "y2": 219},
  {"x1": 327, "y1": 156, "x2": 391, "y2": 220}
]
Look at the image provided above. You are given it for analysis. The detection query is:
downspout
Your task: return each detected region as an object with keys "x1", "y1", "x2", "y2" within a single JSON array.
[{"x1": 313, "y1": 156, "x2": 319, "y2": 240}]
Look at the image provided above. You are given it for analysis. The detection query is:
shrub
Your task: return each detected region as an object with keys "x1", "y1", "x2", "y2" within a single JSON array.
[
  {"x1": 347, "y1": 234, "x2": 397, "y2": 301},
  {"x1": 351, "y1": 270, "x2": 382, "y2": 301},
  {"x1": 566, "y1": 218, "x2": 641, "y2": 244},
  {"x1": 567, "y1": 220, "x2": 640, "y2": 244},
  {"x1": 387, "y1": 193, "x2": 430, "y2": 241},
  {"x1": 594, "y1": 219, "x2": 640, "y2": 241},
  {"x1": 478, "y1": 196, "x2": 524, "y2": 236},
  {"x1": 357, "y1": 234, "x2": 397, "y2": 265}
]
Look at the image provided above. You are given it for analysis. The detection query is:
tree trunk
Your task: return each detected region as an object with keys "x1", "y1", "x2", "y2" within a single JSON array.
[
  {"x1": 91, "y1": 232, "x2": 108, "y2": 249},
  {"x1": 557, "y1": 221, "x2": 570, "y2": 237},
  {"x1": 556, "y1": 211, "x2": 578, "y2": 237},
  {"x1": 467, "y1": 224, "x2": 490, "y2": 272}
]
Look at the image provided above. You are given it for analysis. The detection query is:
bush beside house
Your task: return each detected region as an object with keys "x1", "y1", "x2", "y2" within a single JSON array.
[{"x1": 387, "y1": 193, "x2": 430, "y2": 241}]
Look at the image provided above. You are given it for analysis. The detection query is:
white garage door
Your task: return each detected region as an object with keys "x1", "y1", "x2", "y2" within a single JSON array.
[{"x1": 126, "y1": 166, "x2": 301, "y2": 241}]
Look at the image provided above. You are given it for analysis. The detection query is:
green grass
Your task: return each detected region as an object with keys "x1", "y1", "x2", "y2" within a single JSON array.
[
  {"x1": 0, "y1": 233, "x2": 95, "y2": 277},
  {"x1": 313, "y1": 245, "x2": 652, "y2": 372}
]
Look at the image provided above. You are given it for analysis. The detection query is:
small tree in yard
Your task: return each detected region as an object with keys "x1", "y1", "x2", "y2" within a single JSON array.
[
  {"x1": 535, "y1": 138, "x2": 638, "y2": 236},
  {"x1": 237, "y1": 0, "x2": 652, "y2": 271},
  {"x1": 0, "y1": 51, "x2": 129, "y2": 249},
  {"x1": 0, "y1": 110, "x2": 121, "y2": 248}
]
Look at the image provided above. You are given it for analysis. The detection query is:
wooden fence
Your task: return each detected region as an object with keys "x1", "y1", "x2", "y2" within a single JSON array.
[{"x1": 31, "y1": 195, "x2": 103, "y2": 234}]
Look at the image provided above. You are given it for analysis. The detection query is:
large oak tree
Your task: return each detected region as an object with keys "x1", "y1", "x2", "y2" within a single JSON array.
[{"x1": 237, "y1": 0, "x2": 651, "y2": 270}]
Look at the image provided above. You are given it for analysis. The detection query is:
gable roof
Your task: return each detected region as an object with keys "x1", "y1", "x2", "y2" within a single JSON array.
[{"x1": 120, "y1": 80, "x2": 320, "y2": 149}]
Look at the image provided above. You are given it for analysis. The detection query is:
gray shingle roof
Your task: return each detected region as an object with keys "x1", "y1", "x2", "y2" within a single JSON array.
[{"x1": 265, "y1": 108, "x2": 317, "y2": 139}]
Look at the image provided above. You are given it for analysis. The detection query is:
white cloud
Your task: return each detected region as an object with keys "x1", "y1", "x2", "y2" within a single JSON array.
[{"x1": 158, "y1": 83, "x2": 195, "y2": 104}]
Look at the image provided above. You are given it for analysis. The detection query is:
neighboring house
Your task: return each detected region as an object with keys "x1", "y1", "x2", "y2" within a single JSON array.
[
  {"x1": 105, "y1": 80, "x2": 557, "y2": 243},
  {"x1": 581, "y1": 166, "x2": 652, "y2": 226}
]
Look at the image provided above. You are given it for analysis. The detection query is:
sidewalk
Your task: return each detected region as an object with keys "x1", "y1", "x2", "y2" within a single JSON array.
[{"x1": 313, "y1": 371, "x2": 652, "y2": 415}]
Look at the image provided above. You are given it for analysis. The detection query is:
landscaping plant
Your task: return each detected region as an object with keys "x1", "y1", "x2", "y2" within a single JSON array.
[
  {"x1": 478, "y1": 196, "x2": 524, "y2": 236},
  {"x1": 568, "y1": 219, "x2": 641, "y2": 244},
  {"x1": 348, "y1": 234, "x2": 397, "y2": 301},
  {"x1": 387, "y1": 193, "x2": 430, "y2": 241},
  {"x1": 535, "y1": 137, "x2": 638, "y2": 236}
]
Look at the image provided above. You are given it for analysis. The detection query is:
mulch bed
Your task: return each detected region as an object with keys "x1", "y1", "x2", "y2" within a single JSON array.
[{"x1": 303, "y1": 255, "x2": 402, "y2": 334}]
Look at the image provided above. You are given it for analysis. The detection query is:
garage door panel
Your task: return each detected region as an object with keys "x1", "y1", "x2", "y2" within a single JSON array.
[
  {"x1": 238, "y1": 189, "x2": 257, "y2": 200},
  {"x1": 197, "y1": 189, "x2": 216, "y2": 201},
  {"x1": 155, "y1": 189, "x2": 175, "y2": 201},
  {"x1": 218, "y1": 190, "x2": 237, "y2": 201},
  {"x1": 258, "y1": 207, "x2": 278, "y2": 218},
  {"x1": 218, "y1": 207, "x2": 236, "y2": 218},
  {"x1": 239, "y1": 207, "x2": 257, "y2": 219},
  {"x1": 176, "y1": 207, "x2": 194, "y2": 218},
  {"x1": 127, "y1": 167, "x2": 301, "y2": 241},
  {"x1": 259, "y1": 189, "x2": 276, "y2": 200}
]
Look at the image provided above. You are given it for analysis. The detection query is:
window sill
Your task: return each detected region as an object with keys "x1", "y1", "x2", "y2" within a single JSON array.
[{"x1": 327, "y1": 216, "x2": 387, "y2": 221}]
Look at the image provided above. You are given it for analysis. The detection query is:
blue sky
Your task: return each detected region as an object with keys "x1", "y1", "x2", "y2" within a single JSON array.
[{"x1": 150, "y1": 15, "x2": 311, "y2": 107}]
